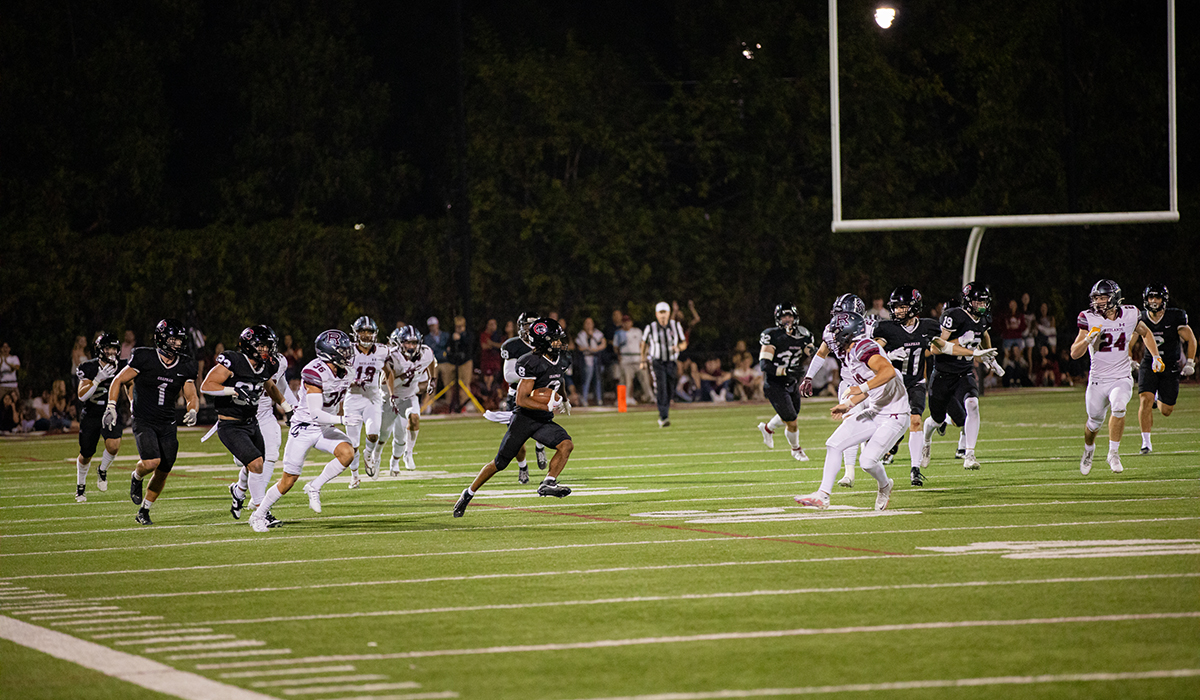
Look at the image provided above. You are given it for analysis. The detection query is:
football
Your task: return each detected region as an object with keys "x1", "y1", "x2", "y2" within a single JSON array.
[{"x1": 530, "y1": 387, "x2": 557, "y2": 404}]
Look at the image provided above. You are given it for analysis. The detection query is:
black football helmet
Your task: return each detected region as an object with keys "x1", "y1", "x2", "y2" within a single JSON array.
[
  {"x1": 887, "y1": 286, "x2": 923, "y2": 321},
  {"x1": 827, "y1": 311, "x2": 867, "y2": 351},
  {"x1": 351, "y1": 316, "x2": 378, "y2": 346},
  {"x1": 94, "y1": 332, "x2": 120, "y2": 366},
  {"x1": 315, "y1": 329, "x2": 354, "y2": 369},
  {"x1": 774, "y1": 303, "x2": 802, "y2": 338},
  {"x1": 1142, "y1": 283, "x2": 1169, "y2": 313},
  {"x1": 154, "y1": 318, "x2": 188, "y2": 360},
  {"x1": 961, "y1": 282, "x2": 992, "y2": 319},
  {"x1": 238, "y1": 325, "x2": 275, "y2": 363},
  {"x1": 831, "y1": 293, "x2": 866, "y2": 316},
  {"x1": 516, "y1": 312, "x2": 536, "y2": 344},
  {"x1": 528, "y1": 317, "x2": 567, "y2": 361},
  {"x1": 397, "y1": 324, "x2": 425, "y2": 360},
  {"x1": 1089, "y1": 279, "x2": 1122, "y2": 315}
]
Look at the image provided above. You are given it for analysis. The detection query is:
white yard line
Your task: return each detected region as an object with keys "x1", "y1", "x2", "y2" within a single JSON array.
[
  {"x1": 115, "y1": 634, "x2": 236, "y2": 646},
  {"x1": 55, "y1": 616, "x2": 164, "y2": 627},
  {"x1": 220, "y1": 665, "x2": 357, "y2": 678},
  {"x1": 251, "y1": 674, "x2": 389, "y2": 687},
  {"x1": 167, "y1": 649, "x2": 292, "y2": 661},
  {"x1": 556, "y1": 669, "x2": 1200, "y2": 699},
  {"x1": 281, "y1": 682, "x2": 421, "y2": 695},
  {"x1": 143, "y1": 639, "x2": 266, "y2": 653},
  {"x1": 0, "y1": 614, "x2": 278, "y2": 700},
  {"x1": 92, "y1": 628, "x2": 213, "y2": 639},
  {"x1": 31, "y1": 610, "x2": 138, "y2": 621}
]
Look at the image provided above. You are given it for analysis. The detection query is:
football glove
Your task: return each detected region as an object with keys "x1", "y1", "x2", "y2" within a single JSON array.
[
  {"x1": 1183, "y1": 359, "x2": 1196, "y2": 377},
  {"x1": 1086, "y1": 326, "x2": 1103, "y2": 347},
  {"x1": 183, "y1": 408, "x2": 198, "y2": 426},
  {"x1": 972, "y1": 347, "x2": 999, "y2": 360},
  {"x1": 886, "y1": 347, "x2": 907, "y2": 362},
  {"x1": 235, "y1": 386, "x2": 261, "y2": 404},
  {"x1": 102, "y1": 401, "x2": 118, "y2": 430},
  {"x1": 547, "y1": 391, "x2": 564, "y2": 413},
  {"x1": 798, "y1": 377, "x2": 813, "y2": 397},
  {"x1": 1151, "y1": 355, "x2": 1165, "y2": 373},
  {"x1": 95, "y1": 364, "x2": 117, "y2": 383}
]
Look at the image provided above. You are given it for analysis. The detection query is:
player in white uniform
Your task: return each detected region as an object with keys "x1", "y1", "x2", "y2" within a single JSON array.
[
  {"x1": 796, "y1": 311, "x2": 907, "y2": 511},
  {"x1": 343, "y1": 316, "x2": 389, "y2": 488},
  {"x1": 1069, "y1": 280, "x2": 1163, "y2": 475},
  {"x1": 248, "y1": 330, "x2": 355, "y2": 532},
  {"x1": 225, "y1": 328, "x2": 292, "y2": 525},
  {"x1": 381, "y1": 325, "x2": 436, "y2": 473},
  {"x1": 800, "y1": 293, "x2": 876, "y2": 486}
]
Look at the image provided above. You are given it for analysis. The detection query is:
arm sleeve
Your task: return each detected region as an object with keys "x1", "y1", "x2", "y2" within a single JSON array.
[
  {"x1": 306, "y1": 390, "x2": 341, "y2": 425},
  {"x1": 804, "y1": 353, "x2": 826, "y2": 380},
  {"x1": 503, "y1": 358, "x2": 521, "y2": 384}
]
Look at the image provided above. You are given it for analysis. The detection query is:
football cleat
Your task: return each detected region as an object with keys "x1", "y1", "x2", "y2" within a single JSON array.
[
  {"x1": 97, "y1": 470, "x2": 108, "y2": 492},
  {"x1": 228, "y1": 483, "x2": 245, "y2": 519},
  {"x1": 535, "y1": 446, "x2": 548, "y2": 470},
  {"x1": 658, "y1": 418, "x2": 671, "y2": 427},
  {"x1": 249, "y1": 512, "x2": 269, "y2": 533},
  {"x1": 875, "y1": 478, "x2": 894, "y2": 511},
  {"x1": 792, "y1": 446, "x2": 810, "y2": 462},
  {"x1": 910, "y1": 467, "x2": 925, "y2": 487},
  {"x1": 919, "y1": 443, "x2": 931, "y2": 468},
  {"x1": 389, "y1": 464, "x2": 401, "y2": 477},
  {"x1": 1108, "y1": 453, "x2": 1124, "y2": 473},
  {"x1": 954, "y1": 448, "x2": 966, "y2": 459},
  {"x1": 758, "y1": 422, "x2": 775, "y2": 449},
  {"x1": 129, "y1": 475, "x2": 143, "y2": 505},
  {"x1": 963, "y1": 451, "x2": 980, "y2": 470},
  {"x1": 537, "y1": 480, "x2": 571, "y2": 498},
  {"x1": 348, "y1": 474, "x2": 361, "y2": 489},
  {"x1": 936, "y1": 422, "x2": 947, "y2": 437},
  {"x1": 404, "y1": 452, "x2": 416, "y2": 471},
  {"x1": 518, "y1": 466, "x2": 530, "y2": 484},
  {"x1": 452, "y1": 489, "x2": 473, "y2": 517},
  {"x1": 135, "y1": 508, "x2": 153, "y2": 526},
  {"x1": 75, "y1": 486, "x2": 87, "y2": 503},
  {"x1": 263, "y1": 510, "x2": 282, "y2": 528},
  {"x1": 881, "y1": 451, "x2": 894, "y2": 466},
  {"x1": 303, "y1": 482, "x2": 322, "y2": 513},
  {"x1": 1080, "y1": 450, "x2": 1094, "y2": 476},
  {"x1": 363, "y1": 455, "x2": 377, "y2": 478},
  {"x1": 794, "y1": 491, "x2": 830, "y2": 510},
  {"x1": 837, "y1": 473, "x2": 854, "y2": 488},
  {"x1": 1139, "y1": 446, "x2": 1151, "y2": 455}
]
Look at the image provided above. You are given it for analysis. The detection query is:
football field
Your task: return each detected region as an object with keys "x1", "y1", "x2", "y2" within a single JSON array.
[{"x1": 2, "y1": 387, "x2": 1198, "y2": 700}]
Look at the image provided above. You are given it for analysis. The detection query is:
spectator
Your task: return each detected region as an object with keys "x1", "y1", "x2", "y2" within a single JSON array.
[
  {"x1": 0, "y1": 391, "x2": 19, "y2": 432},
  {"x1": 470, "y1": 368, "x2": 505, "y2": 412},
  {"x1": 1020, "y1": 292, "x2": 1037, "y2": 367},
  {"x1": 698, "y1": 357, "x2": 733, "y2": 401},
  {"x1": 672, "y1": 300, "x2": 701, "y2": 344},
  {"x1": 602, "y1": 308, "x2": 624, "y2": 378},
  {"x1": 443, "y1": 316, "x2": 476, "y2": 412},
  {"x1": 424, "y1": 317, "x2": 449, "y2": 364},
  {"x1": 0, "y1": 342, "x2": 20, "y2": 402},
  {"x1": 575, "y1": 317, "x2": 606, "y2": 407},
  {"x1": 1061, "y1": 347, "x2": 1085, "y2": 386},
  {"x1": 866, "y1": 297, "x2": 891, "y2": 322},
  {"x1": 70, "y1": 335, "x2": 89, "y2": 374},
  {"x1": 558, "y1": 317, "x2": 582, "y2": 406},
  {"x1": 478, "y1": 318, "x2": 504, "y2": 377},
  {"x1": 1036, "y1": 302, "x2": 1058, "y2": 353},
  {"x1": 119, "y1": 330, "x2": 136, "y2": 361},
  {"x1": 502, "y1": 319, "x2": 515, "y2": 341},
  {"x1": 730, "y1": 339, "x2": 752, "y2": 368},
  {"x1": 614, "y1": 315, "x2": 652, "y2": 403},
  {"x1": 675, "y1": 358, "x2": 699, "y2": 402},
  {"x1": 50, "y1": 379, "x2": 77, "y2": 431},
  {"x1": 282, "y1": 334, "x2": 302, "y2": 380},
  {"x1": 1001, "y1": 346, "x2": 1032, "y2": 388},
  {"x1": 1000, "y1": 299, "x2": 1026, "y2": 356},
  {"x1": 1033, "y1": 345, "x2": 1066, "y2": 387},
  {"x1": 731, "y1": 353, "x2": 764, "y2": 401}
]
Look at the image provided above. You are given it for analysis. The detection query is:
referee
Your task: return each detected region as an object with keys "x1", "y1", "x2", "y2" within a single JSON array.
[{"x1": 641, "y1": 301, "x2": 688, "y2": 427}]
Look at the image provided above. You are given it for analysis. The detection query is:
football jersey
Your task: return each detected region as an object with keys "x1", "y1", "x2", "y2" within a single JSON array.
[
  {"x1": 75, "y1": 358, "x2": 128, "y2": 406},
  {"x1": 1076, "y1": 304, "x2": 1140, "y2": 382},
  {"x1": 386, "y1": 345, "x2": 435, "y2": 400},
  {"x1": 759, "y1": 326, "x2": 814, "y2": 384},
  {"x1": 933, "y1": 307, "x2": 989, "y2": 376},
  {"x1": 294, "y1": 359, "x2": 352, "y2": 424},
  {"x1": 874, "y1": 318, "x2": 941, "y2": 387},
  {"x1": 127, "y1": 347, "x2": 198, "y2": 425},
  {"x1": 257, "y1": 352, "x2": 288, "y2": 417},
  {"x1": 839, "y1": 338, "x2": 909, "y2": 415},
  {"x1": 1140, "y1": 307, "x2": 1190, "y2": 370},
  {"x1": 212, "y1": 351, "x2": 279, "y2": 422},
  {"x1": 513, "y1": 351, "x2": 571, "y2": 421},
  {"x1": 348, "y1": 344, "x2": 388, "y2": 398}
]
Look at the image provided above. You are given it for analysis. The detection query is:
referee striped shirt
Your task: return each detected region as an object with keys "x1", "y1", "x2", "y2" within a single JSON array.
[{"x1": 643, "y1": 319, "x2": 686, "y2": 362}]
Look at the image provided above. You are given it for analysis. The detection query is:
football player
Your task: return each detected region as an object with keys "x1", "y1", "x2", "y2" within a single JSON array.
[
  {"x1": 343, "y1": 316, "x2": 389, "y2": 487},
  {"x1": 756, "y1": 303, "x2": 815, "y2": 461},
  {"x1": 800, "y1": 293, "x2": 873, "y2": 486},
  {"x1": 1070, "y1": 280, "x2": 1164, "y2": 474},
  {"x1": 920, "y1": 282, "x2": 1000, "y2": 471},
  {"x1": 380, "y1": 325, "x2": 436, "y2": 473},
  {"x1": 236, "y1": 327, "x2": 291, "y2": 524},
  {"x1": 201, "y1": 326, "x2": 290, "y2": 525},
  {"x1": 794, "y1": 312, "x2": 907, "y2": 511},
  {"x1": 248, "y1": 330, "x2": 356, "y2": 532},
  {"x1": 493, "y1": 312, "x2": 549, "y2": 484},
  {"x1": 103, "y1": 319, "x2": 200, "y2": 525},
  {"x1": 1133, "y1": 284, "x2": 1196, "y2": 454},
  {"x1": 453, "y1": 318, "x2": 574, "y2": 517},
  {"x1": 73, "y1": 333, "x2": 127, "y2": 502}
]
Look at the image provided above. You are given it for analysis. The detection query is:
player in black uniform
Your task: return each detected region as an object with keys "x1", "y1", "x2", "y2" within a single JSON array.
[
  {"x1": 201, "y1": 325, "x2": 288, "y2": 521},
  {"x1": 1134, "y1": 284, "x2": 1196, "y2": 454},
  {"x1": 103, "y1": 318, "x2": 200, "y2": 525},
  {"x1": 454, "y1": 318, "x2": 574, "y2": 517},
  {"x1": 73, "y1": 333, "x2": 127, "y2": 502},
  {"x1": 497, "y1": 312, "x2": 549, "y2": 483},
  {"x1": 756, "y1": 304, "x2": 815, "y2": 461},
  {"x1": 921, "y1": 282, "x2": 1000, "y2": 471}
]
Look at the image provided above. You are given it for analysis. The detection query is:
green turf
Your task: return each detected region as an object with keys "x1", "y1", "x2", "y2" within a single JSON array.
[{"x1": 2, "y1": 387, "x2": 1198, "y2": 699}]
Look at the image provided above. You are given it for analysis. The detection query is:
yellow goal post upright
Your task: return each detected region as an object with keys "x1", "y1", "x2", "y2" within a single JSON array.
[{"x1": 827, "y1": 0, "x2": 1179, "y2": 286}]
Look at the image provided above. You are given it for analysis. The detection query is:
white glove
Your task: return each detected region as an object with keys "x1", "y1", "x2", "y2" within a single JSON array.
[
  {"x1": 95, "y1": 364, "x2": 117, "y2": 383},
  {"x1": 547, "y1": 391, "x2": 564, "y2": 413},
  {"x1": 983, "y1": 356, "x2": 1005, "y2": 377},
  {"x1": 972, "y1": 347, "x2": 999, "y2": 360},
  {"x1": 1151, "y1": 355, "x2": 1165, "y2": 373},
  {"x1": 183, "y1": 408, "x2": 197, "y2": 426},
  {"x1": 886, "y1": 347, "x2": 907, "y2": 362},
  {"x1": 102, "y1": 401, "x2": 118, "y2": 430},
  {"x1": 1183, "y1": 359, "x2": 1196, "y2": 377},
  {"x1": 1086, "y1": 326, "x2": 1103, "y2": 348},
  {"x1": 278, "y1": 401, "x2": 293, "y2": 414}
]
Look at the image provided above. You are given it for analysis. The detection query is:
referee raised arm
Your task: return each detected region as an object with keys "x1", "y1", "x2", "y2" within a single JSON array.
[{"x1": 641, "y1": 301, "x2": 688, "y2": 427}]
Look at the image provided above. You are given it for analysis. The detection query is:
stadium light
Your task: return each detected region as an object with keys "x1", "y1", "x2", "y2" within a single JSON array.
[{"x1": 874, "y1": 7, "x2": 896, "y2": 28}]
